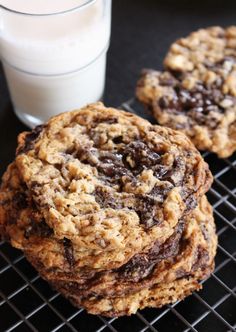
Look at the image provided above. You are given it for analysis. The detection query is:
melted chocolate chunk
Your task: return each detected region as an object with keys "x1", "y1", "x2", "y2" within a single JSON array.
[
  {"x1": 159, "y1": 96, "x2": 170, "y2": 109},
  {"x1": 76, "y1": 147, "x2": 129, "y2": 182},
  {"x1": 192, "y1": 246, "x2": 209, "y2": 271},
  {"x1": 17, "y1": 125, "x2": 45, "y2": 154},
  {"x1": 99, "y1": 165, "x2": 127, "y2": 180},
  {"x1": 136, "y1": 183, "x2": 174, "y2": 228},
  {"x1": 76, "y1": 147, "x2": 98, "y2": 166},
  {"x1": 184, "y1": 195, "x2": 197, "y2": 212},
  {"x1": 63, "y1": 238, "x2": 75, "y2": 267},
  {"x1": 112, "y1": 136, "x2": 123, "y2": 144},
  {"x1": 173, "y1": 83, "x2": 226, "y2": 119},
  {"x1": 91, "y1": 117, "x2": 118, "y2": 126},
  {"x1": 123, "y1": 141, "x2": 162, "y2": 175},
  {"x1": 150, "y1": 182, "x2": 174, "y2": 199},
  {"x1": 175, "y1": 268, "x2": 190, "y2": 279},
  {"x1": 136, "y1": 196, "x2": 161, "y2": 229},
  {"x1": 76, "y1": 138, "x2": 171, "y2": 188},
  {"x1": 162, "y1": 156, "x2": 185, "y2": 186},
  {"x1": 74, "y1": 138, "x2": 185, "y2": 227},
  {"x1": 98, "y1": 151, "x2": 127, "y2": 180},
  {"x1": 76, "y1": 140, "x2": 167, "y2": 188},
  {"x1": 94, "y1": 187, "x2": 122, "y2": 209},
  {"x1": 13, "y1": 192, "x2": 28, "y2": 210},
  {"x1": 24, "y1": 220, "x2": 53, "y2": 239},
  {"x1": 118, "y1": 221, "x2": 185, "y2": 281},
  {"x1": 102, "y1": 117, "x2": 118, "y2": 124},
  {"x1": 158, "y1": 65, "x2": 236, "y2": 128},
  {"x1": 153, "y1": 164, "x2": 169, "y2": 178}
]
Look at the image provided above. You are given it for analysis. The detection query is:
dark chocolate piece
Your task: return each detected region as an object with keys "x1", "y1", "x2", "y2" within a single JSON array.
[
  {"x1": 17, "y1": 125, "x2": 45, "y2": 155},
  {"x1": 63, "y1": 238, "x2": 75, "y2": 267}
]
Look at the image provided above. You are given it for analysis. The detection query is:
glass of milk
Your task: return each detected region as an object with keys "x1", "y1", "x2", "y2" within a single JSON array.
[{"x1": 0, "y1": 0, "x2": 112, "y2": 128}]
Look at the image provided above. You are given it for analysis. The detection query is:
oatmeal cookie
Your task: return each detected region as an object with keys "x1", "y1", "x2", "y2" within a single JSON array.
[
  {"x1": 136, "y1": 26, "x2": 236, "y2": 158},
  {"x1": 15, "y1": 103, "x2": 212, "y2": 269},
  {"x1": 48, "y1": 195, "x2": 217, "y2": 316},
  {"x1": 0, "y1": 164, "x2": 217, "y2": 316},
  {"x1": 1, "y1": 162, "x2": 177, "y2": 272}
]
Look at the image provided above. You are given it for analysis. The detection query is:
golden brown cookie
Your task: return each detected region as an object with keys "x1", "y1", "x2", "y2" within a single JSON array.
[
  {"x1": 43, "y1": 196, "x2": 217, "y2": 317},
  {"x1": 0, "y1": 103, "x2": 215, "y2": 317},
  {"x1": 0, "y1": 163, "x2": 216, "y2": 317},
  {"x1": 136, "y1": 26, "x2": 236, "y2": 158},
  {"x1": 14, "y1": 103, "x2": 212, "y2": 270}
]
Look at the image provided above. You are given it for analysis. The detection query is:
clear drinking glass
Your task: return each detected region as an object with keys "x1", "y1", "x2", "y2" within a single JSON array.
[{"x1": 0, "y1": 0, "x2": 112, "y2": 128}]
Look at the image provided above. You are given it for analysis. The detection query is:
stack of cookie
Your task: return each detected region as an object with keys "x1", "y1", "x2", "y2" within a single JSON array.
[
  {"x1": 0, "y1": 103, "x2": 216, "y2": 316},
  {"x1": 137, "y1": 26, "x2": 236, "y2": 158}
]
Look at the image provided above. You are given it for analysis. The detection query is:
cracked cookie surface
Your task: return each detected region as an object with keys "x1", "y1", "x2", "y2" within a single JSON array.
[
  {"x1": 45, "y1": 195, "x2": 217, "y2": 317},
  {"x1": 0, "y1": 103, "x2": 216, "y2": 317},
  {"x1": 15, "y1": 103, "x2": 212, "y2": 269},
  {"x1": 136, "y1": 26, "x2": 236, "y2": 158},
  {"x1": 0, "y1": 163, "x2": 217, "y2": 317}
]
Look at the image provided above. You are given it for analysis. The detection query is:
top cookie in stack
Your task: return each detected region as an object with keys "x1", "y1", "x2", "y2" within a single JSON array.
[
  {"x1": 0, "y1": 103, "x2": 214, "y2": 316},
  {"x1": 14, "y1": 102, "x2": 212, "y2": 270},
  {"x1": 136, "y1": 26, "x2": 236, "y2": 158}
]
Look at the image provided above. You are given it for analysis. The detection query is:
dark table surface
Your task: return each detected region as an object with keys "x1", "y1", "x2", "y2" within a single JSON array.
[
  {"x1": 1, "y1": 0, "x2": 236, "y2": 175},
  {"x1": 0, "y1": 2, "x2": 236, "y2": 332}
]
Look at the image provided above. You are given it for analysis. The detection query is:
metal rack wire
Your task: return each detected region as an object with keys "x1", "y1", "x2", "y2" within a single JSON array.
[{"x1": 0, "y1": 98, "x2": 235, "y2": 332}]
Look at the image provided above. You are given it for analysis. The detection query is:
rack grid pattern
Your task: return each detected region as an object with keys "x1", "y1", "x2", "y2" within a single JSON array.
[{"x1": 0, "y1": 98, "x2": 235, "y2": 332}]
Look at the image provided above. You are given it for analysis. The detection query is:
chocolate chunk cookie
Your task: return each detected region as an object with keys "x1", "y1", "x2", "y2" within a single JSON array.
[
  {"x1": 1, "y1": 162, "x2": 172, "y2": 272},
  {"x1": 0, "y1": 162, "x2": 216, "y2": 317},
  {"x1": 45, "y1": 195, "x2": 218, "y2": 316},
  {"x1": 136, "y1": 26, "x2": 236, "y2": 158},
  {"x1": 15, "y1": 103, "x2": 212, "y2": 269},
  {"x1": 0, "y1": 103, "x2": 215, "y2": 317}
]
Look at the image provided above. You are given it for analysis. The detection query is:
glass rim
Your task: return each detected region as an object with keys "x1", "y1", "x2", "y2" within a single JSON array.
[{"x1": 0, "y1": 0, "x2": 97, "y2": 16}]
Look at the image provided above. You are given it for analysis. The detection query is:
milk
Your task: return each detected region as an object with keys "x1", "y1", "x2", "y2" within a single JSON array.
[{"x1": 0, "y1": 0, "x2": 112, "y2": 127}]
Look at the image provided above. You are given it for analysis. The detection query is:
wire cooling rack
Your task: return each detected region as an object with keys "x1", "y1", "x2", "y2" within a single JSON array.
[{"x1": 0, "y1": 98, "x2": 235, "y2": 332}]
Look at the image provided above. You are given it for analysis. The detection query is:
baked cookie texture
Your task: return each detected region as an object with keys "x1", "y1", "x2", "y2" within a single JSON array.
[
  {"x1": 0, "y1": 103, "x2": 216, "y2": 316},
  {"x1": 15, "y1": 102, "x2": 212, "y2": 270},
  {"x1": 136, "y1": 26, "x2": 236, "y2": 158}
]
